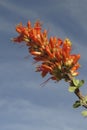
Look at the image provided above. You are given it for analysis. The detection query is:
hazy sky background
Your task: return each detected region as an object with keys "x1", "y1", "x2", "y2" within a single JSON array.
[{"x1": 0, "y1": 0, "x2": 87, "y2": 130}]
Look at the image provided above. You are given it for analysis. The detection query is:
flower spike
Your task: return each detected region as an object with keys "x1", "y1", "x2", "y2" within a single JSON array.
[{"x1": 12, "y1": 20, "x2": 87, "y2": 116}]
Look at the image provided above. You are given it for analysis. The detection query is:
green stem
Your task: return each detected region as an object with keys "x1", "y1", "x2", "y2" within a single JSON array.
[
  {"x1": 74, "y1": 88, "x2": 87, "y2": 108},
  {"x1": 67, "y1": 74, "x2": 87, "y2": 108},
  {"x1": 74, "y1": 88, "x2": 84, "y2": 100}
]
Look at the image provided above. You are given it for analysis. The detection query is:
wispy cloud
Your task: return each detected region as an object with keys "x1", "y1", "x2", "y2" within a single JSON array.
[
  {"x1": 0, "y1": 98, "x2": 86, "y2": 130},
  {"x1": 0, "y1": 0, "x2": 39, "y2": 19}
]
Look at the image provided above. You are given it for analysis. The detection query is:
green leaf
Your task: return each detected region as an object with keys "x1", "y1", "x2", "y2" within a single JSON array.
[
  {"x1": 72, "y1": 78, "x2": 80, "y2": 87},
  {"x1": 68, "y1": 86, "x2": 77, "y2": 92},
  {"x1": 72, "y1": 78, "x2": 84, "y2": 88},
  {"x1": 78, "y1": 80, "x2": 84, "y2": 87},
  {"x1": 81, "y1": 110, "x2": 87, "y2": 117},
  {"x1": 73, "y1": 100, "x2": 81, "y2": 108}
]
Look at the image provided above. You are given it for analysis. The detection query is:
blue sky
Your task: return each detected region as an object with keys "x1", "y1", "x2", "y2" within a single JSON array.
[{"x1": 0, "y1": 0, "x2": 87, "y2": 130}]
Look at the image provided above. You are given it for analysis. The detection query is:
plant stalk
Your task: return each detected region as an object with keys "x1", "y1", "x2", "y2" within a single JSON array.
[
  {"x1": 67, "y1": 73, "x2": 87, "y2": 108},
  {"x1": 74, "y1": 88, "x2": 87, "y2": 108}
]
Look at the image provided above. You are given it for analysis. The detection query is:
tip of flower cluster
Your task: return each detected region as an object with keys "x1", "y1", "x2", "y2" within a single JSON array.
[{"x1": 64, "y1": 38, "x2": 72, "y2": 46}]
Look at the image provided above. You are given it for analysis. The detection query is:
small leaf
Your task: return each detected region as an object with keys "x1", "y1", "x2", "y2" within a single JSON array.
[
  {"x1": 78, "y1": 80, "x2": 84, "y2": 88},
  {"x1": 73, "y1": 100, "x2": 81, "y2": 108},
  {"x1": 81, "y1": 110, "x2": 87, "y2": 117},
  {"x1": 68, "y1": 86, "x2": 76, "y2": 92},
  {"x1": 72, "y1": 78, "x2": 84, "y2": 88},
  {"x1": 73, "y1": 78, "x2": 80, "y2": 87}
]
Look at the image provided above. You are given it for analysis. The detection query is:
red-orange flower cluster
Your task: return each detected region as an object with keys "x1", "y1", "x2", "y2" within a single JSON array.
[{"x1": 13, "y1": 20, "x2": 80, "y2": 82}]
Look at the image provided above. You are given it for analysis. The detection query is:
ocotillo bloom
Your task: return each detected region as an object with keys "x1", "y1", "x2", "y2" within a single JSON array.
[{"x1": 13, "y1": 20, "x2": 80, "y2": 83}]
